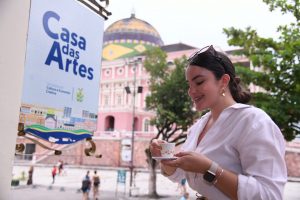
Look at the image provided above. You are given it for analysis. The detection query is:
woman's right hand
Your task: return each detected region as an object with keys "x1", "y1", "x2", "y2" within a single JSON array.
[
  {"x1": 150, "y1": 139, "x2": 177, "y2": 176},
  {"x1": 149, "y1": 139, "x2": 166, "y2": 157}
]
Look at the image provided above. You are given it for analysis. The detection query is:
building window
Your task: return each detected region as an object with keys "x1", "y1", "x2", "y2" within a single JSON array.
[
  {"x1": 117, "y1": 68, "x2": 123, "y2": 75},
  {"x1": 82, "y1": 110, "x2": 89, "y2": 118},
  {"x1": 104, "y1": 95, "x2": 109, "y2": 106},
  {"x1": 63, "y1": 107, "x2": 72, "y2": 118},
  {"x1": 144, "y1": 119, "x2": 150, "y2": 132},
  {"x1": 131, "y1": 95, "x2": 137, "y2": 106},
  {"x1": 130, "y1": 66, "x2": 137, "y2": 73},
  {"x1": 89, "y1": 113, "x2": 97, "y2": 119},
  {"x1": 20, "y1": 107, "x2": 30, "y2": 114},
  {"x1": 105, "y1": 69, "x2": 111, "y2": 76},
  {"x1": 105, "y1": 116, "x2": 115, "y2": 131},
  {"x1": 24, "y1": 143, "x2": 36, "y2": 160},
  {"x1": 117, "y1": 95, "x2": 122, "y2": 105}
]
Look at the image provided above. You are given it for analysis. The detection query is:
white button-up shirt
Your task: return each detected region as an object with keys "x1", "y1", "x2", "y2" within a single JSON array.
[{"x1": 166, "y1": 103, "x2": 287, "y2": 200}]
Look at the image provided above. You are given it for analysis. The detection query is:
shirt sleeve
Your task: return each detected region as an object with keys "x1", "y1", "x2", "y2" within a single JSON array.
[{"x1": 236, "y1": 117, "x2": 287, "y2": 200}]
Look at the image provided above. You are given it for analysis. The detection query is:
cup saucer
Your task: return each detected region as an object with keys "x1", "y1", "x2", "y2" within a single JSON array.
[{"x1": 152, "y1": 156, "x2": 177, "y2": 161}]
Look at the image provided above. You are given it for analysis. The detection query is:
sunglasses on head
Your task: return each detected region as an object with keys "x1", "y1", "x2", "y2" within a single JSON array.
[
  {"x1": 188, "y1": 45, "x2": 222, "y2": 62},
  {"x1": 188, "y1": 45, "x2": 226, "y2": 72}
]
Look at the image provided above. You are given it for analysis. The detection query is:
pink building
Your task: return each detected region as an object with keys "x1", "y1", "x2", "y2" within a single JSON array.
[
  {"x1": 95, "y1": 14, "x2": 253, "y2": 140},
  {"x1": 95, "y1": 14, "x2": 198, "y2": 139}
]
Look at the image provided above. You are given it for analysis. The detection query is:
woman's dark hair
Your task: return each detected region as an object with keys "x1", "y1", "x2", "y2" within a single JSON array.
[{"x1": 187, "y1": 45, "x2": 251, "y2": 103}]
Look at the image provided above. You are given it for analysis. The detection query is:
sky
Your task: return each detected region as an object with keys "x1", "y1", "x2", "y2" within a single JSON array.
[{"x1": 103, "y1": 0, "x2": 295, "y2": 51}]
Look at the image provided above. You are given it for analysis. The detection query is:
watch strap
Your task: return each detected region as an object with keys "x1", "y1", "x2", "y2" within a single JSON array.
[
  {"x1": 203, "y1": 161, "x2": 219, "y2": 184},
  {"x1": 208, "y1": 161, "x2": 218, "y2": 174}
]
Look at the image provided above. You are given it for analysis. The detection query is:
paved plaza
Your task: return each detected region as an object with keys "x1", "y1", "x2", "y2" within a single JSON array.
[{"x1": 11, "y1": 165, "x2": 300, "y2": 200}]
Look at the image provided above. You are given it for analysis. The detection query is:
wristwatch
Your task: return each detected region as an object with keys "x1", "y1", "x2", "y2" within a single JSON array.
[{"x1": 203, "y1": 161, "x2": 218, "y2": 183}]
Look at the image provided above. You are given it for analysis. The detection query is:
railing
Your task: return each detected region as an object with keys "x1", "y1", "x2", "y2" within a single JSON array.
[{"x1": 94, "y1": 131, "x2": 158, "y2": 139}]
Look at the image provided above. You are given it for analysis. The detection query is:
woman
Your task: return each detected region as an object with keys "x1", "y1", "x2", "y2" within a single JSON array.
[{"x1": 150, "y1": 45, "x2": 287, "y2": 200}]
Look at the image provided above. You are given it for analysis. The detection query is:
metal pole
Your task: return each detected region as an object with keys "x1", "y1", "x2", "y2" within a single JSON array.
[{"x1": 129, "y1": 61, "x2": 137, "y2": 196}]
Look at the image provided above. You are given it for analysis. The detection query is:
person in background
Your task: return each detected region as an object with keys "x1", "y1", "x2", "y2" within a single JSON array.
[
  {"x1": 51, "y1": 165, "x2": 57, "y2": 184},
  {"x1": 58, "y1": 160, "x2": 64, "y2": 175},
  {"x1": 81, "y1": 170, "x2": 91, "y2": 200},
  {"x1": 179, "y1": 178, "x2": 187, "y2": 195},
  {"x1": 27, "y1": 166, "x2": 34, "y2": 185},
  {"x1": 92, "y1": 170, "x2": 100, "y2": 200},
  {"x1": 180, "y1": 192, "x2": 190, "y2": 200},
  {"x1": 150, "y1": 45, "x2": 287, "y2": 199}
]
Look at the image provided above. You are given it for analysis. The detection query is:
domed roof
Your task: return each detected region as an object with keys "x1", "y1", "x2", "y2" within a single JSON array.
[{"x1": 102, "y1": 14, "x2": 164, "y2": 61}]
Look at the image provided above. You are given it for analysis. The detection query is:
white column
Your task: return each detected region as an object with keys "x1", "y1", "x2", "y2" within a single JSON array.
[
  {"x1": 110, "y1": 82, "x2": 114, "y2": 107},
  {"x1": 111, "y1": 65, "x2": 115, "y2": 79},
  {"x1": 0, "y1": 0, "x2": 30, "y2": 198}
]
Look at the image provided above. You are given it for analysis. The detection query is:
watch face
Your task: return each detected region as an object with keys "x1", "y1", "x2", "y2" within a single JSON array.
[{"x1": 203, "y1": 171, "x2": 216, "y2": 182}]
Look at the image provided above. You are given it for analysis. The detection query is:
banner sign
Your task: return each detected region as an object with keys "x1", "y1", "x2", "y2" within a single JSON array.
[{"x1": 20, "y1": 0, "x2": 104, "y2": 144}]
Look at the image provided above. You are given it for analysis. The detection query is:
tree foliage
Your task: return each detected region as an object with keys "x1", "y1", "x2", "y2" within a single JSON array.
[
  {"x1": 144, "y1": 47, "x2": 198, "y2": 144},
  {"x1": 223, "y1": 0, "x2": 300, "y2": 140}
]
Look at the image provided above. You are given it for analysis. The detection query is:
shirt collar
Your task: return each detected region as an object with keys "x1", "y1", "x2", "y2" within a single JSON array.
[
  {"x1": 201, "y1": 103, "x2": 251, "y2": 120},
  {"x1": 227, "y1": 103, "x2": 251, "y2": 110}
]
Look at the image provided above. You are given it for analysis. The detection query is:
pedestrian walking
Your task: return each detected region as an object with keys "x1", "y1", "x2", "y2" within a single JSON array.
[
  {"x1": 179, "y1": 178, "x2": 187, "y2": 195},
  {"x1": 81, "y1": 171, "x2": 91, "y2": 200},
  {"x1": 58, "y1": 160, "x2": 64, "y2": 175},
  {"x1": 51, "y1": 165, "x2": 57, "y2": 184},
  {"x1": 180, "y1": 192, "x2": 190, "y2": 200},
  {"x1": 92, "y1": 170, "x2": 100, "y2": 200},
  {"x1": 27, "y1": 166, "x2": 34, "y2": 185}
]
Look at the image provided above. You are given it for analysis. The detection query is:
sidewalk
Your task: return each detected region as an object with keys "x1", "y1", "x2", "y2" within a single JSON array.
[
  {"x1": 11, "y1": 185, "x2": 181, "y2": 200},
  {"x1": 11, "y1": 165, "x2": 300, "y2": 200},
  {"x1": 11, "y1": 165, "x2": 183, "y2": 200}
]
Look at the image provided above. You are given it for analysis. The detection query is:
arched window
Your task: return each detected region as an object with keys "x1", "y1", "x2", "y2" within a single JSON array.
[
  {"x1": 134, "y1": 117, "x2": 138, "y2": 131},
  {"x1": 105, "y1": 116, "x2": 115, "y2": 131}
]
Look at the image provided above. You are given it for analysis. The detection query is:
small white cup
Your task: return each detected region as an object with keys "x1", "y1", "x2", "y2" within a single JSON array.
[{"x1": 160, "y1": 143, "x2": 175, "y2": 158}]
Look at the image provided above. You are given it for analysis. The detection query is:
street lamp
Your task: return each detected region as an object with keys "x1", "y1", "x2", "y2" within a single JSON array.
[{"x1": 124, "y1": 58, "x2": 143, "y2": 196}]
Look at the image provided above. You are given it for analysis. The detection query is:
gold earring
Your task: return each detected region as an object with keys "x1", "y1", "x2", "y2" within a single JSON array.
[{"x1": 221, "y1": 89, "x2": 225, "y2": 97}]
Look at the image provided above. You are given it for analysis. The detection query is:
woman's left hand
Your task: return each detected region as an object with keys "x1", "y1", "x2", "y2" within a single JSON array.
[{"x1": 161, "y1": 151, "x2": 211, "y2": 173}]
